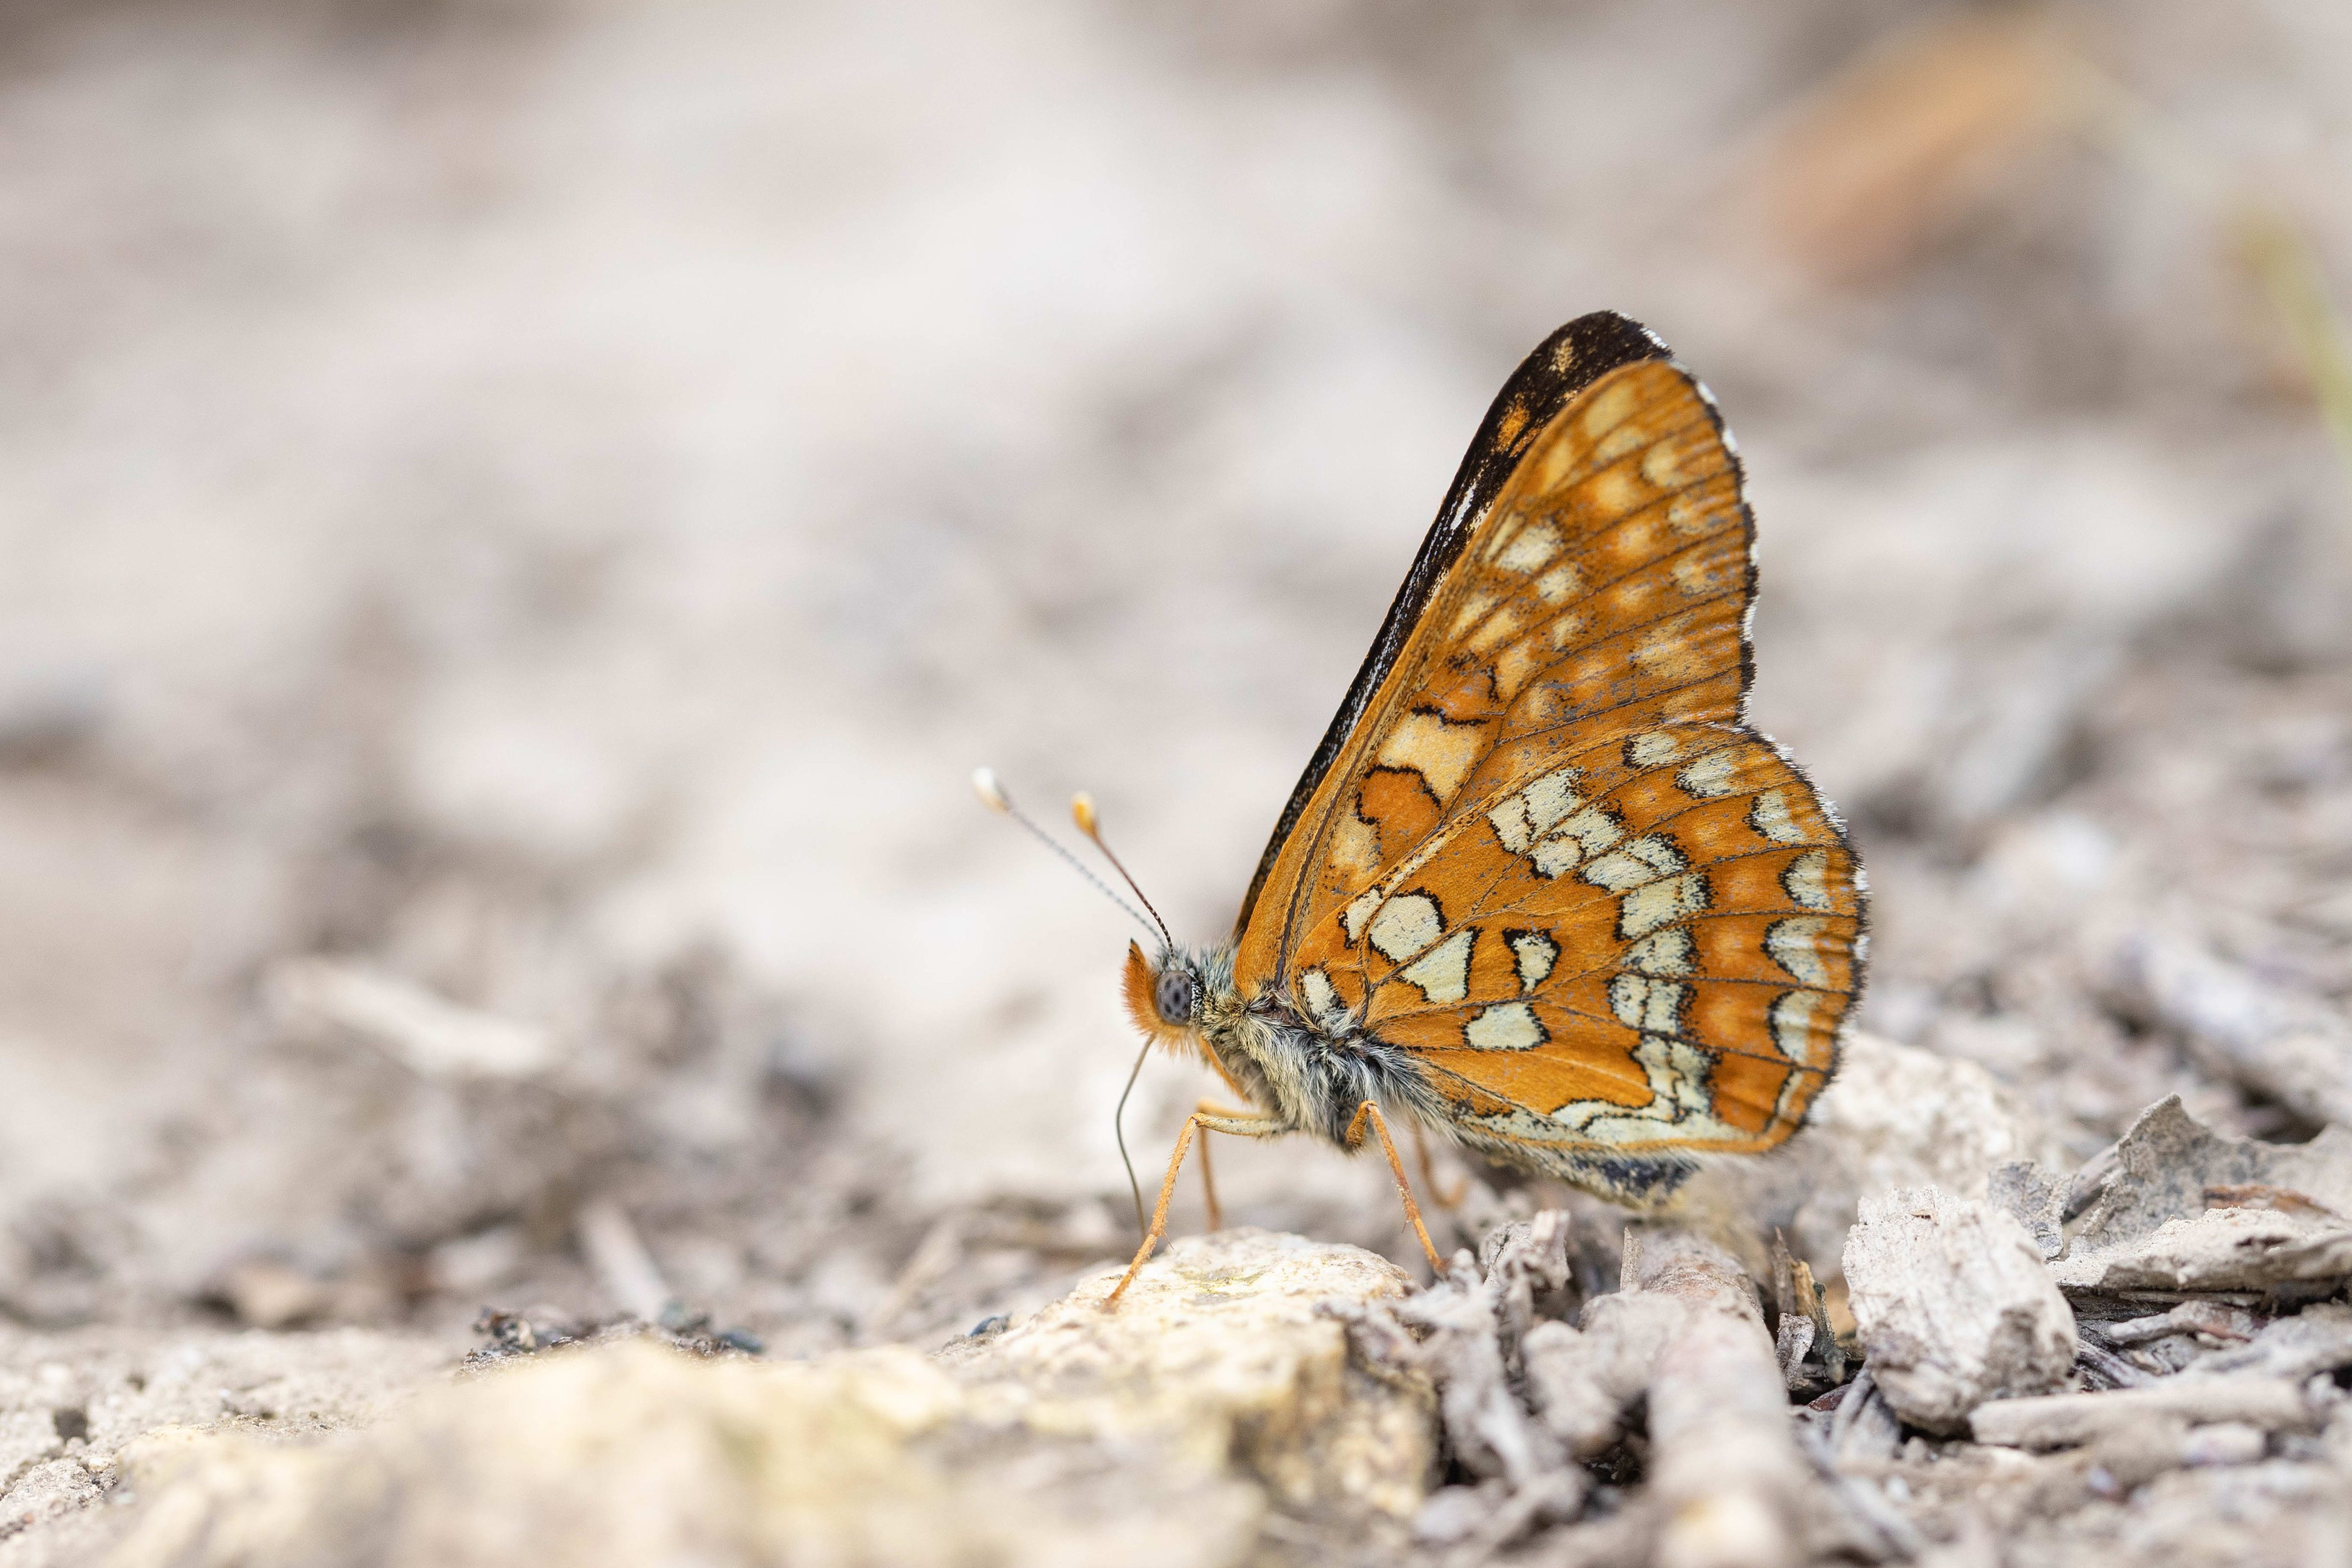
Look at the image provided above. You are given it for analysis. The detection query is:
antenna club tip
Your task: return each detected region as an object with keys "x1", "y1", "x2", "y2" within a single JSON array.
[
  {"x1": 971, "y1": 767, "x2": 1010, "y2": 813},
  {"x1": 1070, "y1": 791, "x2": 1099, "y2": 835}
]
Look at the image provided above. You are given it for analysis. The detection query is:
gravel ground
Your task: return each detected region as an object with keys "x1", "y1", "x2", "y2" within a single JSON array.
[{"x1": 0, "y1": 1, "x2": 2350, "y2": 1562}]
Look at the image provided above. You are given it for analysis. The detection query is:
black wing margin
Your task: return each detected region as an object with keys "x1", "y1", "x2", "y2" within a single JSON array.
[{"x1": 1230, "y1": 310, "x2": 1674, "y2": 940}]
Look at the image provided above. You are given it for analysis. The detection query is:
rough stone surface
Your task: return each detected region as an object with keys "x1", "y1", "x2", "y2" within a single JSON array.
[
  {"x1": 1685, "y1": 1032, "x2": 2067, "y2": 1282},
  {"x1": 939, "y1": 1228, "x2": 1436, "y2": 1518},
  {"x1": 2058, "y1": 1098, "x2": 2352, "y2": 1296},
  {"x1": 89, "y1": 1230, "x2": 1429, "y2": 1568},
  {"x1": 2069, "y1": 1098, "x2": 2352, "y2": 1247},
  {"x1": 1842, "y1": 1186, "x2": 2075, "y2": 1434},
  {"x1": 1988, "y1": 1161, "x2": 2067, "y2": 1260},
  {"x1": 2057, "y1": 1208, "x2": 2352, "y2": 1294}
]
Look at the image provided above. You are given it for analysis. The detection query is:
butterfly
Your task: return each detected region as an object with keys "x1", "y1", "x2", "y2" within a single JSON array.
[{"x1": 993, "y1": 311, "x2": 1866, "y2": 1303}]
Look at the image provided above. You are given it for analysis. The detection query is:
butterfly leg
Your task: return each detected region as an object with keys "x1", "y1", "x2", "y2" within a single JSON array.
[
  {"x1": 1192, "y1": 1098, "x2": 1256, "y2": 1233},
  {"x1": 1197, "y1": 1124, "x2": 1221, "y2": 1232},
  {"x1": 1106, "y1": 1109, "x2": 1284, "y2": 1308},
  {"x1": 1408, "y1": 1120, "x2": 1469, "y2": 1209},
  {"x1": 1346, "y1": 1101, "x2": 1444, "y2": 1273}
]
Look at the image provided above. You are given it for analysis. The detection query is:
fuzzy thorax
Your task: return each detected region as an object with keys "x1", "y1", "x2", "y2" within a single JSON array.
[{"x1": 1122, "y1": 941, "x2": 1445, "y2": 1147}]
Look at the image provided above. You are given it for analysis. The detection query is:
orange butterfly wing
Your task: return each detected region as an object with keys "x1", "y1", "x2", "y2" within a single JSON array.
[{"x1": 1232, "y1": 314, "x2": 1862, "y2": 1188}]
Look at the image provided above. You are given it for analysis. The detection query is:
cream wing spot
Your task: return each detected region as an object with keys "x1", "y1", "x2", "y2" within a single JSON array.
[
  {"x1": 1399, "y1": 928, "x2": 1475, "y2": 1004},
  {"x1": 1559, "y1": 806, "x2": 1624, "y2": 857},
  {"x1": 1769, "y1": 989, "x2": 1826, "y2": 1061},
  {"x1": 1489, "y1": 796, "x2": 1533, "y2": 854},
  {"x1": 1531, "y1": 837, "x2": 1582, "y2": 879},
  {"x1": 1609, "y1": 973, "x2": 1687, "y2": 1034},
  {"x1": 1463, "y1": 604, "x2": 1526, "y2": 656},
  {"x1": 1376, "y1": 710, "x2": 1484, "y2": 805},
  {"x1": 1508, "y1": 930, "x2": 1559, "y2": 991},
  {"x1": 1343, "y1": 887, "x2": 1383, "y2": 944},
  {"x1": 1783, "y1": 849, "x2": 1835, "y2": 912},
  {"x1": 1748, "y1": 788, "x2": 1809, "y2": 845},
  {"x1": 1643, "y1": 1035, "x2": 1718, "y2": 1119},
  {"x1": 1620, "y1": 872, "x2": 1709, "y2": 938},
  {"x1": 1464, "y1": 1001, "x2": 1546, "y2": 1052},
  {"x1": 1581, "y1": 834, "x2": 1687, "y2": 893},
  {"x1": 1764, "y1": 917, "x2": 1831, "y2": 987},
  {"x1": 1675, "y1": 749, "x2": 1740, "y2": 798},
  {"x1": 1523, "y1": 769, "x2": 1584, "y2": 832},
  {"x1": 1534, "y1": 561, "x2": 1586, "y2": 605},
  {"x1": 1299, "y1": 967, "x2": 1348, "y2": 1029},
  {"x1": 1626, "y1": 731, "x2": 1680, "y2": 768},
  {"x1": 1531, "y1": 804, "x2": 1624, "y2": 880},
  {"x1": 1493, "y1": 639, "x2": 1543, "y2": 701},
  {"x1": 1493, "y1": 520, "x2": 1562, "y2": 575},
  {"x1": 1624, "y1": 927, "x2": 1695, "y2": 976},
  {"x1": 1590, "y1": 468, "x2": 1643, "y2": 518},
  {"x1": 1581, "y1": 380, "x2": 1641, "y2": 439},
  {"x1": 1488, "y1": 768, "x2": 1584, "y2": 857},
  {"x1": 1642, "y1": 429, "x2": 1708, "y2": 488},
  {"x1": 1447, "y1": 589, "x2": 1500, "y2": 639},
  {"x1": 1367, "y1": 893, "x2": 1444, "y2": 964},
  {"x1": 1330, "y1": 808, "x2": 1380, "y2": 882}
]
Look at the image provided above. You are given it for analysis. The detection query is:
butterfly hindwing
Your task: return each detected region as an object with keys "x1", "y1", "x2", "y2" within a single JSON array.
[{"x1": 1233, "y1": 317, "x2": 1862, "y2": 1178}]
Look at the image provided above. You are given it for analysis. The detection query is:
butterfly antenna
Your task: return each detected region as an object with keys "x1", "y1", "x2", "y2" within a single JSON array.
[
  {"x1": 972, "y1": 768, "x2": 1159, "y2": 942},
  {"x1": 1069, "y1": 792, "x2": 1173, "y2": 951}
]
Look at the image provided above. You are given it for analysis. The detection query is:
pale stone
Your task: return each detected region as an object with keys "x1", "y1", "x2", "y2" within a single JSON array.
[
  {"x1": 2058, "y1": 1098, "x2": 2352, "y2": 1295},
  {"x1": 1842, "y1": 1187, "x2": 2075, "y2": 1435},
  {"x1": 1677, "y1": 1032, "x2": 2066, "y2": 1283},
  {"x1": 99, "y1": 1229, "x2": 1433, "y2": 1568},
  {"x1": 941, "y1": 1228, "x2": 1437, "y2": 1518}
]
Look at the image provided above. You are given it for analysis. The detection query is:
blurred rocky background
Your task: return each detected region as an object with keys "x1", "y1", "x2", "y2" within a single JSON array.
[{"x1": 1, "y1": 0, "x2": 2350, "y2": 1562}]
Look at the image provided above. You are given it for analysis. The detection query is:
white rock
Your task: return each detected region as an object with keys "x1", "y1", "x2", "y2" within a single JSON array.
[
  {"x1": 1842, "y1": 1186, "x2": 2075, "y2": 1434},
  {"x1": 1681, "y1": 1033, "x2": 2065, "y2": 1282},
  {"x1": 103, "y1": 1230, "x2": 1436, "y2": 1568}
]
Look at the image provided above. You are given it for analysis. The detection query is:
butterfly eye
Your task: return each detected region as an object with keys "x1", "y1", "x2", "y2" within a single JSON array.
[{"x1": 1153, "y1": 968, "x2": 1199, "y2": 1025}]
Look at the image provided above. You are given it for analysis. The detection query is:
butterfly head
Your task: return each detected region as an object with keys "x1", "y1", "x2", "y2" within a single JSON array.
[
  {"x1": 1123, "y1": 940, "x2": 1195, "y2": 1036},
  {"x1": 1123, "y1": 941, "x2": 1234, "y2": 1061}
]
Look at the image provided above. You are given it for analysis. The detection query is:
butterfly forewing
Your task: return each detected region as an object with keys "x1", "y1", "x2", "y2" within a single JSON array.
[{"x1": 1235, "y1": 349, "x2": 1861, "y2": 1167}]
